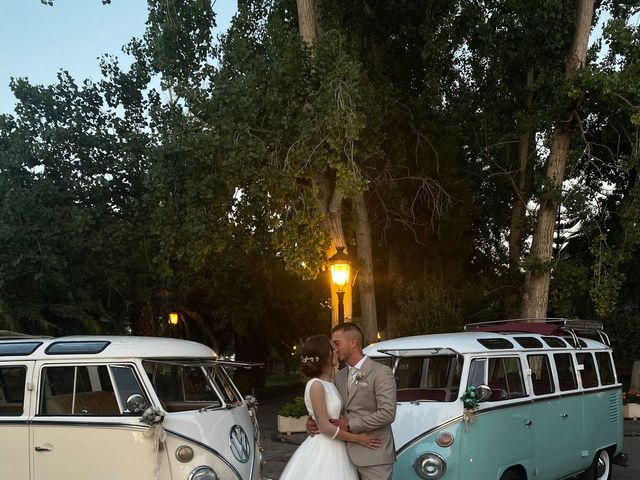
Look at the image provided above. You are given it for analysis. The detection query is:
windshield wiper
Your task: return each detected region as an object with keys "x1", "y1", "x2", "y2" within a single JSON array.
[{"x1": 199, "y1": 402, "x2": 223, "y2": 412}]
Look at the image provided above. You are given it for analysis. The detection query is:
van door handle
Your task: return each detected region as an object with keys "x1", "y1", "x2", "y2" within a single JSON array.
[
  {"x1": 560, "y1": 413, "x2": 569, "y2": 418},
  {"x1": 524, "y1": 420, "x2": 532, "y2": 426},
  {"x1": 35, "y1": 446, "x2": 52, "y2": 452}
]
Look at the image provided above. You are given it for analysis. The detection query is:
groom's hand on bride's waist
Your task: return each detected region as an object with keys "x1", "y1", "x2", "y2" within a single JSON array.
[
  {"x1": 306, "y1": 416, "x2": 320, "y2": 436},
  {"x1": 329, "y1": 415, "x2": 350, "y2": 432}
]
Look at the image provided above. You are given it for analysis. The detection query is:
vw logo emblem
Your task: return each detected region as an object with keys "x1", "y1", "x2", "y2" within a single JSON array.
[{"x1": 229, "y1": 425, "x2": 251, "y2": 463}]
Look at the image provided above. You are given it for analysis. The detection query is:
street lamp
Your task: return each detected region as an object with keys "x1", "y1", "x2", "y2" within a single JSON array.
[
  {"x1": 329, "y1": 246, "x2": 352, "y2": 325},
  {"x1": 168, "y1": 312, "x2": 179, "y2": 326}
]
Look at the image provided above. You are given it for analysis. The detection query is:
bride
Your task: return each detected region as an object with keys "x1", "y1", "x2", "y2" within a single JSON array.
[{"x1": 280, "y1": 335, "x2": 381, "y2": 480}]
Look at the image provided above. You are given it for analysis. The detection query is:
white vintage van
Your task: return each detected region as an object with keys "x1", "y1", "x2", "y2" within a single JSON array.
[
  {"x1": 364, "y1": 319, "x2": 625, "y2": 480},
  {"x1": 0, "y1": 334, "x2": 261, "y2": 480}
]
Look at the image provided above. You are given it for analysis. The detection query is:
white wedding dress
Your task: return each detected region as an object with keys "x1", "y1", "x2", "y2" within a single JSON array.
[{"x1": 279, "y1": 378, "x2": 358, "y2": 480}]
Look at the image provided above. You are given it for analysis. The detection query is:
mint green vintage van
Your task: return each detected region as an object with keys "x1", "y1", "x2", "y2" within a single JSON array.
[{"x1": 364, "y1": 319, "x2": 625, "y2": 480}]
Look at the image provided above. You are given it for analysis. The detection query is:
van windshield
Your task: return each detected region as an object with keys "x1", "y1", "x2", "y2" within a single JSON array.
[
  {"x1": 143, "y1": 360, "x2": 242, "y2": 412},
  {"x1": 394, "y1": 355, "x2": 463, "y2": 402}
]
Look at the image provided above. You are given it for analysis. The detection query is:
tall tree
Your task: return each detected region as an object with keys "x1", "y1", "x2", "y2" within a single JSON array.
[{"x1": 521, "y1": 0, "x2": 596, "y2": 318}]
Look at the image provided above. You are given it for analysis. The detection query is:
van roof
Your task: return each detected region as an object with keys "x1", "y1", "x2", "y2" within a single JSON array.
[
  {"x1": 364, "y1": 330, "x2": 609, "y2": 357},
  {"x1": 0, "y1": 335, "x2": 216, "y2": 361}
]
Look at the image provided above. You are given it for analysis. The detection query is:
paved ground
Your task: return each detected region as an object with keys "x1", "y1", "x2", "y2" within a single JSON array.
[{"x1": 256, "y1": 392, "x2": 640, "y2": 480}]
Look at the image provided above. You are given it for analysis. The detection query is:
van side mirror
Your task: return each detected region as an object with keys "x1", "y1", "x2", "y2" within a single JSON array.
[
  {"x1": 126, "y1": 394, "x2": 148, "y2": 414},
  {"x1": 475, "y1": 384, "x2": 492, "y2": 402}
]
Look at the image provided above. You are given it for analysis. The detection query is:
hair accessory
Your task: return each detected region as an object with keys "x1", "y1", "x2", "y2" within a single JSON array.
[{"x1": 301, "y1": 356, "x2": 320, "y2": 363}]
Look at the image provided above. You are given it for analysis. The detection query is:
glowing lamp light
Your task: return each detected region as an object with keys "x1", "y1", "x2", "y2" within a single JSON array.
[
  {"x1": 168, "y1": 312, "x2": 179, "y2": 326},
  {"x1": 329, "y1": 246, "x2": 352, "y2": 292},
  {"x1": 328, "y1": 246, "x2": 353, "y2": 325}
]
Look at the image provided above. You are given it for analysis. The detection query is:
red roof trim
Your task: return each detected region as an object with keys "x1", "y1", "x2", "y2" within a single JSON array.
[{"x1": 468, "y1": 322, "x2": 563, "y2": 336}]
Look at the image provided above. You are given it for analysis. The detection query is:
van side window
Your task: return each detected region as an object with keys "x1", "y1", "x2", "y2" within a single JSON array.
[
  {"x1": 39, "y1": 365, "x2": 120, "y2": 416},
  {"x1": 489, "y1": 357, "x2": 526, "y2": 399},
  {"x1": 595, "y1": 352, "x2": 615, "y2": 385},
  {"x1": 0, "y1": 366, "x2": 26, "y2": 415},
  {"x1": 467, "y1": 358, "x2": 486, "y2": 388},
  {"x1": 467, "y1": 357, "x2": 530, "y2": 400},
  {"x1": 553, "y1": 353, "x2": 578, "y2": 391},
  {"x1": 395, "y1": 356, "x2": 462, "y2": 402},
  {"x1": 527, "y1": 355, "x2": 555, "y2": 395},
  {"x1": 396, "y1": 358, "x2": 423, "y2": 389},
  {"x1": 576, "y1": 353, "x2": 598, "y2": 388},
  {"x1": 109, "y1": 365, "x2": 148, "y2": 413}
]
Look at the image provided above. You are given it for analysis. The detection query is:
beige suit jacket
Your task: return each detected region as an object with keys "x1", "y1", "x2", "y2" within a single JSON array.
[{"x1": 335, "y1": 357, "x2": 397, "y2": 466}]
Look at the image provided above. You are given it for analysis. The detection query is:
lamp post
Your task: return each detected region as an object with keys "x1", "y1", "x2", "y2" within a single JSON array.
[
  {"x1": 329, "y1": 246, "x2": 352, "y2": 325},
  {"x1": 168, "y1": 312, "x2": 179, "y2": 326}
]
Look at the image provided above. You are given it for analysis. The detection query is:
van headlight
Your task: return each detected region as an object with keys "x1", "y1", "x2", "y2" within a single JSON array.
[
  {"x1": 188, "y1": 466, "x2": 219, "y2": 480},
  {"x1": 414, "y1": 453, "x2": 446, "y2": 479}
]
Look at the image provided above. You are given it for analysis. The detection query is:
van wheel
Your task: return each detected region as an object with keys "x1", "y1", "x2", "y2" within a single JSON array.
[
  {"x1": 579, "y1": 449, "x2": 612, "y2": 480},
  {"x1": 499, "y1": 470, "x2": 523, "y2": 480}
]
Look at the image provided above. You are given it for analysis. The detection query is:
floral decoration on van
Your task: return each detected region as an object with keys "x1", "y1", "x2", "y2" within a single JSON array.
[
  {"x1": 623, "y1": 389, "x2": 640, "y2": 404},
  {"x1": 460, "y1": 386, "x2": 480, "y2": 411},
  {"x1": 140, "y1": 406, "x2": 167, "y2": 478},
  {"x1": 140, "y1": 406, "x2": 165, "y2": 425},
  {"x1": 245, "y1": 394, "x2": 258, "y2": 409},
  {"x1": 460, "y1": 386, "x2": 480, "y2": 431}
]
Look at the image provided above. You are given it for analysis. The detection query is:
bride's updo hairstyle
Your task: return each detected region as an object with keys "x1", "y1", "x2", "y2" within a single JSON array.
[{"x1": 300, "y1": 335, "x2": 332, "y2": 378}]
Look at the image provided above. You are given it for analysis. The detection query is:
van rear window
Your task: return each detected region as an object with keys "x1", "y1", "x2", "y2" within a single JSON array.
[
  {"x1": 595, "y1": 352, "x2": 615, "y2": 385},
  {"x1": 576, "y1": 353, "x2": 598, "y2": 388}
]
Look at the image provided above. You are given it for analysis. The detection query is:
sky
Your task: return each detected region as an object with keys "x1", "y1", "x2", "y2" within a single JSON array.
[{"x1": 0, "y1": 0, "x2": 236, "y2": 114}]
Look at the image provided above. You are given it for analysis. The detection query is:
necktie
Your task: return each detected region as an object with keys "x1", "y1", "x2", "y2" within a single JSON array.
[{"x1": 348, "y1": 366, "x2": 357, "y2": 393}]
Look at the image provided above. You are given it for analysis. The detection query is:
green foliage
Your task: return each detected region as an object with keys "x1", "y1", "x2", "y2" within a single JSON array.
[
  {"x1": 0, "y1": 63, "x2": 152, "y2": 334},
  {"x1": 393, "y1": 277, "x2": 463, "y2": 337},
  {"x1": 549, "y1": 262, "x2": 590, "y2": 318},
  {"x1": 278, "y1": 396, "x2": 308, "y2": 418},
  {"x1": 522, "y1": 256, "x2": 553, "y2": 277},
  {"x1": 14, "y1": 0, "x2": 640, "y2": 362}
]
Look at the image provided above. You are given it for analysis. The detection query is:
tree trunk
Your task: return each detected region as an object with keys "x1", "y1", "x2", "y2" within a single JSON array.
[
  {"x1": 385, "y1": 236, "x2": 401, "y2": 339},
  {"x1": 521, "y1": 0, "x2": 595, "y2": 319},
  {"x1": 353, "y1": 192, "x2": 377, "y2": 344},
  {"x1": 313, "y1": 174, "x2": 353, "y2": 328},
  {"x1": 296, "y1": 0, "x2": 318, "y2": 45},
  {"x1": 508, "y1": 69, "x2": 535, "y2": 277},
  {"x1": 297, "y1": 0, "x2": 354, "y2": 329}
]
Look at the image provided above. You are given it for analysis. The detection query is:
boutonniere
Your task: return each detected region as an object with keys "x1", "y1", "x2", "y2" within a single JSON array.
[{"x1": 354, "y1": 372, "x2": 369, "y2": 388}]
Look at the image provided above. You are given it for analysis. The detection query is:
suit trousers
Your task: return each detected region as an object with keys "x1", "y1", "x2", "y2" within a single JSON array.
[{"x1": 357, "y1": 463, "x2": 393, "y2": 480}]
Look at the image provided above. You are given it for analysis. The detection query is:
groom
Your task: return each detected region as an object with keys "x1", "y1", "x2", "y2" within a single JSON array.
[{"x1": 330, "y1": 323, "x2": 396, "y2": 480}]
